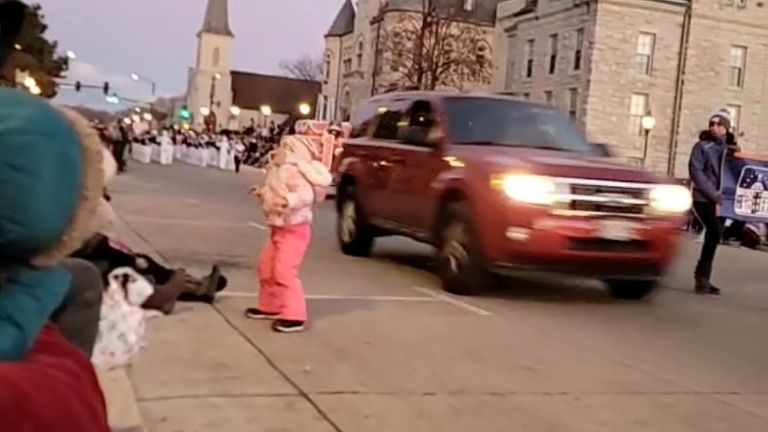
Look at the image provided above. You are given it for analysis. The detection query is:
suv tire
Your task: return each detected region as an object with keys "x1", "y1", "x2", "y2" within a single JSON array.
[
  {"x1": 436, "y1": 203, "x2": 488, "y2": 296},
  {"x1": 337, "y1": 186, "x2": 374, "y2": 257},
  {"x1": 606, "y1": 279, "x2": 658, "y2": 300}
]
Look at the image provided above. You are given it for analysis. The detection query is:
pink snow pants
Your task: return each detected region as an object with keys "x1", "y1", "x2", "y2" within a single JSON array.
[{"x1": 256, "y1": 223, "x2": 311, "y2": 321}]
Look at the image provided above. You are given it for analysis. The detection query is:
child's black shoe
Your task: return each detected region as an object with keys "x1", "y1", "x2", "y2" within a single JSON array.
[
  {"x1": 244, "y1": 308, "x2": 278, "y2": 320},
  {"x1": 272, "y1": 320, "x2": 305, "y2": 333}
]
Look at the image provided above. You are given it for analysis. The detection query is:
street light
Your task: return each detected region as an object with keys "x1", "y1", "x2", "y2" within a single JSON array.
[
  {"x1": 230, "y1": 106, "x2": 241, "y2": 116},
  {"x1": 66, "y1": 50, "x2": 77, "y2": 60},
  {"x1": 200, "y1": 106, "x2": 211, "y2": 117},
  {"x1": 298, "y1": 103, "x2": 311, "y2": 116},
  {"x1": 131, "y1": 114, "x2": 141, "y2": 122},
  {"x1": 129, "y1": 72, "x2": 157, "y2": 96},
  {"x1": 260, "y1": 105, "x2": 272, "y2": 117},
  {"x1": 142, "y1": 112, "x2": 153, "y2": 121},
  {"x1": 641, "y1": 112, "x2": 656, "y2": 167},
  {"x1": 29, "y1": 85, "x2": 41, "y2": 95}
]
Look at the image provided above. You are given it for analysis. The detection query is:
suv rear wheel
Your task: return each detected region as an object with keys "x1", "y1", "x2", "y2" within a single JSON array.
[
  {"x1": 337, "y1": 186, "x2": 374, "y2": 257},
  {"x1": 436, "y1": 203, "x2": 488, "y2": 296},
  {"x1": 605, "y1": 279, "x2": 658, "y2": 300}
]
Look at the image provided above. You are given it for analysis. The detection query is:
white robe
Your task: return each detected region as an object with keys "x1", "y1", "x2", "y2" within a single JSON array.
[
  {"x1": 159, "y1": 135, "x2": 174, "y2": 165},
  {"x1": 218, "y1": 138, "x2": 231, "y2": 170}
]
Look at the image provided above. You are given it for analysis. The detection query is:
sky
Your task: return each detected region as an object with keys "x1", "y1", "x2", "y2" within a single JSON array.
[{"x1": 35, "y1": 0, "x2": 343, "y2": 110}]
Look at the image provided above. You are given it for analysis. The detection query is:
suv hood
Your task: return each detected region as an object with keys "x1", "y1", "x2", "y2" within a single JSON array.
[{"x1": 455, "y1": 147, "x2": 666, "y2": 184}]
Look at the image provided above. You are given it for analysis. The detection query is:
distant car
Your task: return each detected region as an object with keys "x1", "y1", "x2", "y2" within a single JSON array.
[{"x1": 334, "y1": 92, "x2": 691, "y2": 299}]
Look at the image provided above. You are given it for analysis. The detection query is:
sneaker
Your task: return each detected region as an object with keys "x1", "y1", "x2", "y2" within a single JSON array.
[
  {"x1": 272, "y1": 319, "x2": 305, "y2": 333},
  {"x1": 245, "y1": 308, "x2": 279, "y2": 320}
]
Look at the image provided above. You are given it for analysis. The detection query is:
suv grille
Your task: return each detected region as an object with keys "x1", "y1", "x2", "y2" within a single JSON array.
[{"x1": 555, "y1": 179, "x2": 652, "y2": 218}]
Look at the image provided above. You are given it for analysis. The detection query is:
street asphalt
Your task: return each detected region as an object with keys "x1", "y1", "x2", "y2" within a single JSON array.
[{"x1": 110, "y1": 161, "x2": 768, "y2": 432}]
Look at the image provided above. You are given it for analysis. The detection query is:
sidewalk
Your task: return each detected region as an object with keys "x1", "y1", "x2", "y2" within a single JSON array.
[{"x1": 114, "y1": 216, "x2": 334, "y2": 431}]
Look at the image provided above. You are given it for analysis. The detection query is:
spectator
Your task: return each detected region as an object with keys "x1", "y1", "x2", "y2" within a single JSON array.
[
  {"x1": 0, "y1": 2, "x2": 109, "y2": 428},
  {"x1": 689, "y1": 111, "x2": 738, "y2": 296}
]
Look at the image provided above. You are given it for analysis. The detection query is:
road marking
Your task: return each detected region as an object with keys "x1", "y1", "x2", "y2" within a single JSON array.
[
  {"x1": 410, "y1": 286, "x2": 493, "y2": 316},
  {"x1": 123, "y1": 215, "x2": 266, "y2": 230},
  {"x1": 247, "y1": 221, "x2": 267, "y2": 229},
  {"x1": 218, "y1": 291, "x2": 438, "y2": 302}
]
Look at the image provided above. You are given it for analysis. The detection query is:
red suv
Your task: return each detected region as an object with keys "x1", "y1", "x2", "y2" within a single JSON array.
[{"x1": 334, "y1": 92, "x2": 690, "y2": 299}]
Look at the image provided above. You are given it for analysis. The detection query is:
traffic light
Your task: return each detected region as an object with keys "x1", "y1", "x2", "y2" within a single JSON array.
[
  {"x1": 75, "y1": 81, "x2": 81, "y2": 92},
  {"x1": 103, "y1": 81, "x2": 110, "y2": 95},
  {"x1": 179, "y1": 106, "x2": 191, "y2": 120}
]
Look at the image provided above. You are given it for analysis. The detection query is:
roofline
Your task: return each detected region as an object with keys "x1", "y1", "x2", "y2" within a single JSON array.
[
  {"x1": 376, "y1": 7, "x2": 497, "y2": 28},
  {"x1": 230, "y1": 70, "x2": 321, "y2": 85}
]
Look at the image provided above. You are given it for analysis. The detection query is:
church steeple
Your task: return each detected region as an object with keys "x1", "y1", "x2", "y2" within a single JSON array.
[{"x1": 199, "y1": 0, "x2": 233, "y2": 37}]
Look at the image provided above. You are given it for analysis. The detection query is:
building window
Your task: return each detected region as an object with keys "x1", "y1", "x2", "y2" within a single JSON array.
[
  {"x1": 524, "y1": 39, "x2": 535, "y2": 78},
  {"x1": 324, "y1": 54, "x2": 332, "y2": 80},
  {"x1": 212, "y1": 47, "x2": 220, "y2": 68},
  {"x1": 356, "y1": 41, "x2": 364, "y2": 69},
  {"x1": 568, "y1": 88, "x2": 579, "y2": 120},
  {"x1": 729, "y1": 46, "x2": 747, "y2": 88},
  {"x1": 635, "y1": 32, "x2": 656, "y2": 75},
  {"x1": 542, "y1": 90, "x2": 553, "y2": 105},
  {"x1": 343, "y1": 58, "x2": 352, "y2": 74},
  {"x1": 573, "y1": 28, "x2": 584, "y2": 71},
  {"x1": 463, "y1": 0, "x2": 475, "y2": 11},
  {"x1": 629, "y1": 93, "x2": 649, "y2": 136},
  {"x1": 549, "y1": 34, "x2": 558, "y2": 75},
  {"x1": 725, "y1": 104, "x2": 741, "y2": 136}
]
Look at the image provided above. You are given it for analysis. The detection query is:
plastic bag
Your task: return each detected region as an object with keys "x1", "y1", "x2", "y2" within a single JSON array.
[{"x1": 92, "y1": 267, "x2": 154, "y2": 370}]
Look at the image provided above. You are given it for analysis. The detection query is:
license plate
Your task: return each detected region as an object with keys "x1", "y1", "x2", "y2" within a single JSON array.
[{"x1": 594, "y1": 219, "x2": 641, "y2": 241}]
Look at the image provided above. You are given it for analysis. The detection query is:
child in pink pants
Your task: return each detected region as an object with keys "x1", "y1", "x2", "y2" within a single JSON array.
[{"x1": 246, "y1": 136, "x2": 331, "y2": 333}]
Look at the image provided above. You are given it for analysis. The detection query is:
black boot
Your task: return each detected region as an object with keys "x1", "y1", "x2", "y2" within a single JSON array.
[
  {"x1": 695, "y1": 277, "x2": 721, "y2": 297},
  {"x1": 178, "y1": 265, "x2": 225, "y2": 304}
]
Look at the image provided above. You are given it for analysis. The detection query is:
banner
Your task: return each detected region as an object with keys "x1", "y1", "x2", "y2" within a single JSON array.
[{"x1": 720, "y1": 153, "x2": 768, "y2": 223}]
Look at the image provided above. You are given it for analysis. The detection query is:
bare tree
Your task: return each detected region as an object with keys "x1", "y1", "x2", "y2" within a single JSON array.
[
  {"x1": 376, "y1": 0, "x2": 492, "y2": 92},
  {"x1": 279, "y1": 55, "x2": 324, "y2": 81}
]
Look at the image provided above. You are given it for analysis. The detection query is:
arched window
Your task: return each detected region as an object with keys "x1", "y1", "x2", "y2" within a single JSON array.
[
  {"x1": 356, "y1": 40, "x2": 365, "y2": 69},
  {"x1": 213, "y1": 47, "x2": 221, "y2": 67},
  {"x1": 324, "y1": 52, "x2": 332, "y2": 80}
]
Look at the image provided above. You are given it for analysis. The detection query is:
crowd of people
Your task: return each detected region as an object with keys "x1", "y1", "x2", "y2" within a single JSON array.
[{"x1": 101, "y1": 121, "x2": 289, "y2": 174}]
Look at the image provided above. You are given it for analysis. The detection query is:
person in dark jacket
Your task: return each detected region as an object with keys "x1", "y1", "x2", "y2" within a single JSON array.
[{"x1": 688, "y1": 112, "x2": 735, "y2": 296}]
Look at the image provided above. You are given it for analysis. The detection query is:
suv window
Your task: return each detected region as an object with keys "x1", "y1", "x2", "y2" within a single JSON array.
[
  {"x1": 443, "y1": 97, "x2": 592, "y2": 153},
  {"x1": 372, "y1": 100, "x2": 408, "y2": 140},
  {"x1": 350, "y1": 101, "x2": 379, "y2": 138},
  {"x1": 399, "y1": 99, "x2": 440, "y2": 147}
]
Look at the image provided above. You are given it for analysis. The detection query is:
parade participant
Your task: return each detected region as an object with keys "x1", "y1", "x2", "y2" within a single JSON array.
[
  {"x1": 159, "y1": 129, "x2": 174, "y2": 166},
  {"x1": 233, "y1": 135, "x2": 246, "y2": 173},
  {"x1": 0, "y1": 2, "x2": 109, "y2": 426},
  {"x1": 245, "y1": 135, "x2": 332, "y2": 333},
  {"x1": 218, "y1": 131, "x2": 232, "y2": 170},
  {"x1": 689, "y1": 110, "x2": 738, "y2": 296}
]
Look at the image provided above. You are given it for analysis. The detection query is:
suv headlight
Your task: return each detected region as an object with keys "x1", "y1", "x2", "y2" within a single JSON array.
[
  {"x1": 493, "y1": 174, "x2": 557, "y2": 205},
  {"x1": 649, "y1": 184, "x2": 692, "y2": 214}
]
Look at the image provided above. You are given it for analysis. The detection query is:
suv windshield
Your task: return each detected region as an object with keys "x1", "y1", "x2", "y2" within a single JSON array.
[{"x1": 443, "y1": 97, "x2": 592, "y2": 153}]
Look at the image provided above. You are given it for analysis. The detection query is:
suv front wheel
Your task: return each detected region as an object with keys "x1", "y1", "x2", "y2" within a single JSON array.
[
  {"x1": 605, "y1": 279, "x2": 658, "y2": 300},
  {"x1": 436, "y1": 203, "x2": 489, "y2": 296},
  {"x1": 337, "y1": 186, "x2": 375, "y2": 257}
]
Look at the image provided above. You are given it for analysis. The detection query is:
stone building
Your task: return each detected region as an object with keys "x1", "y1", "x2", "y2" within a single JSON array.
[
  {"x1": 186, "y1": 0, "x2": 320, "y2": 131},
  {"x1": 497, "y1": 0, "x2": 768, "y2": 176},
  {"x1": 320, "y1": 0, "x2": 503, "y2": 122}
]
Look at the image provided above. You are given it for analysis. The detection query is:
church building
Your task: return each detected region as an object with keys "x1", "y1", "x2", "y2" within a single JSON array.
[{"x1": 185, "y1": 0, "x2": 321, "y2": 131}]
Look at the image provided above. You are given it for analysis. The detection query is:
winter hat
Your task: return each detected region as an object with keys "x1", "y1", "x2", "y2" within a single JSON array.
[
  {"x1": 709, "y1": 109, "x2": 732, "y2": 130},
  {"x1": 0, "y1": 0, "x2": 26, "y2": 67},
  {"x1": 0, "y1": 89, "x2": 104, "y2": 360}
]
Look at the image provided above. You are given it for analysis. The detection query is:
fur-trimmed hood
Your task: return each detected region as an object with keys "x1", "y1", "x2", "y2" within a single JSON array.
[{"x1": 0, "y1": 88, "x2": 103, "y2": 360}]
